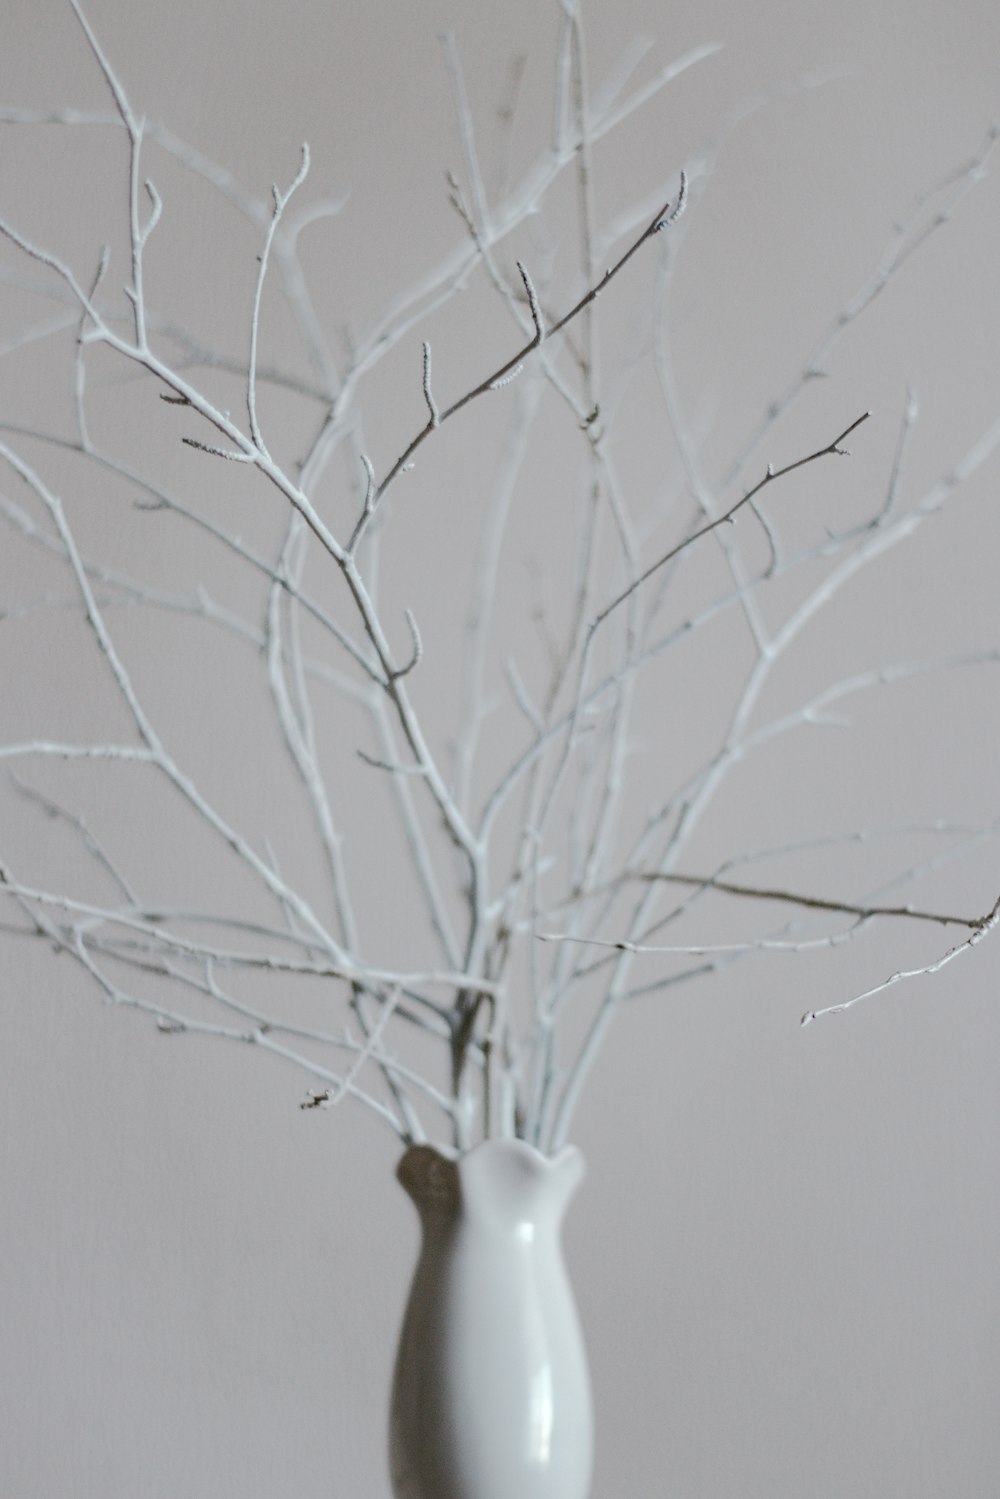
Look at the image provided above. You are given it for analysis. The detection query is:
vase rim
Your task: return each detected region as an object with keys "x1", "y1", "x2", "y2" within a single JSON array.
[{"x1": 399, "y1": 1137, "x2": 582, "y2": 1168}]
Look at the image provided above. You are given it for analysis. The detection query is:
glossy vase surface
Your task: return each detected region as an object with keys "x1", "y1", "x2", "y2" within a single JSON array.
[{"x1": 389, "y1": 1138, "x2": 593, "y2": 1499}]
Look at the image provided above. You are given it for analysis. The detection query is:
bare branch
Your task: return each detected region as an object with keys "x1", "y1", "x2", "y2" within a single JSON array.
[
  {"x1": 248, "y1": 143, "x2": 311, "y2": 454},
  {"x1": 802, "y1": 894, "x2": 1000, "y2": 1025},
  {"x1": 517, "y1": 260, "x2": 545, "y2": 343},
  {"x1": 592, "y1": 411, "x2": 870, "y2": 630},
  {"x1": 375, "y1": 181, "x2": 687, "y2": 500},
  {"x1": 390, "y1": 609, "x2": 423, "y2": 681},
  {"x1": 181, "y1": 436, "x2": 256, "y2": 462},
  {"x1": 421, "y1": 341, "x2": 440, "y2": 427},
  {"x1": 3, "y1": 5, "x2": 998, "y2": 1157},
  {"x1": 643, "y1": 873, "x2": 988, "y2": 930}
]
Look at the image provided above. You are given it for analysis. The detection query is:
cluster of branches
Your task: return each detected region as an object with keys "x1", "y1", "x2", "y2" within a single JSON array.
[{"x1": 1, "y1": 1, "x2": 998, "y2": 1151}]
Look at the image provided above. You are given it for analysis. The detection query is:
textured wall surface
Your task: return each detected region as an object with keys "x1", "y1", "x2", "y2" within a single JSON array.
[{"x1": 3, "y1": 2, "x2": 1000, "y2": 1495}]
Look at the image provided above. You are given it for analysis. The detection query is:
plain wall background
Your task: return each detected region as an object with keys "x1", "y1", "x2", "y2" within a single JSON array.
[{"x1": 3, "y1": 1, "x2": 1000, "y2": 1495}]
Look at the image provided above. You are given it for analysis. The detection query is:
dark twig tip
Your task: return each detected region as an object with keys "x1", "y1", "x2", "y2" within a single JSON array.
[{"x1": 516, "y1": 259, "x2": 544, "y2": 343}]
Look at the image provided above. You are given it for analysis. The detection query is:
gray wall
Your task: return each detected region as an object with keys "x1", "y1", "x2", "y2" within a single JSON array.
[{"x1": 3, "y1": 1, "x2": 1000, "y2": 1495}]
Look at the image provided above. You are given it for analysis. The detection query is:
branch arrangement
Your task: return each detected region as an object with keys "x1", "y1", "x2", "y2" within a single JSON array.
[{"x1": 1, "y1": 1, "x2": 998, "y2": 1151}]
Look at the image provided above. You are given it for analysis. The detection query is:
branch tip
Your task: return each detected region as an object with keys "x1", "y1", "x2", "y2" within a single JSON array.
[
  {"x1": 517, "y1": 259, "x2": 545, "y2": 343},
  {"x1": 422, "y1": 341, "x2": 440, "y2": 427},
  {"x1": 653, "y1": 170, "x2": 688, "y2": 231}
]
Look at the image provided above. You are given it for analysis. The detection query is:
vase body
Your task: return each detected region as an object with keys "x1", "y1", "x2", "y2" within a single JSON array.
[{"x1": 389, "y1": 1139, "x2": 593, "y2": 1499}]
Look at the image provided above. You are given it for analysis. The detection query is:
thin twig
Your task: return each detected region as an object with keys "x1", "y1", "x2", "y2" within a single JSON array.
[
  {"x1": 374, "y1": 181, "x2": 687, "y2": 500},
  {"x1": 643, "y1": 873, "x2": 987, "y2": 929},
  {"x1": 592, "y1": 411, "x2": 870, "y2": 630},
  {"x1": 802, "y1": 894, "x2": 1000, "y2": 1025}
]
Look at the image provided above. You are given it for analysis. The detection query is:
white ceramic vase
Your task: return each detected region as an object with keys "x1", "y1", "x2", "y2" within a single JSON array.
[{"x1": 389, "y1": 1138, "x2": 593, "y2": 1499}]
